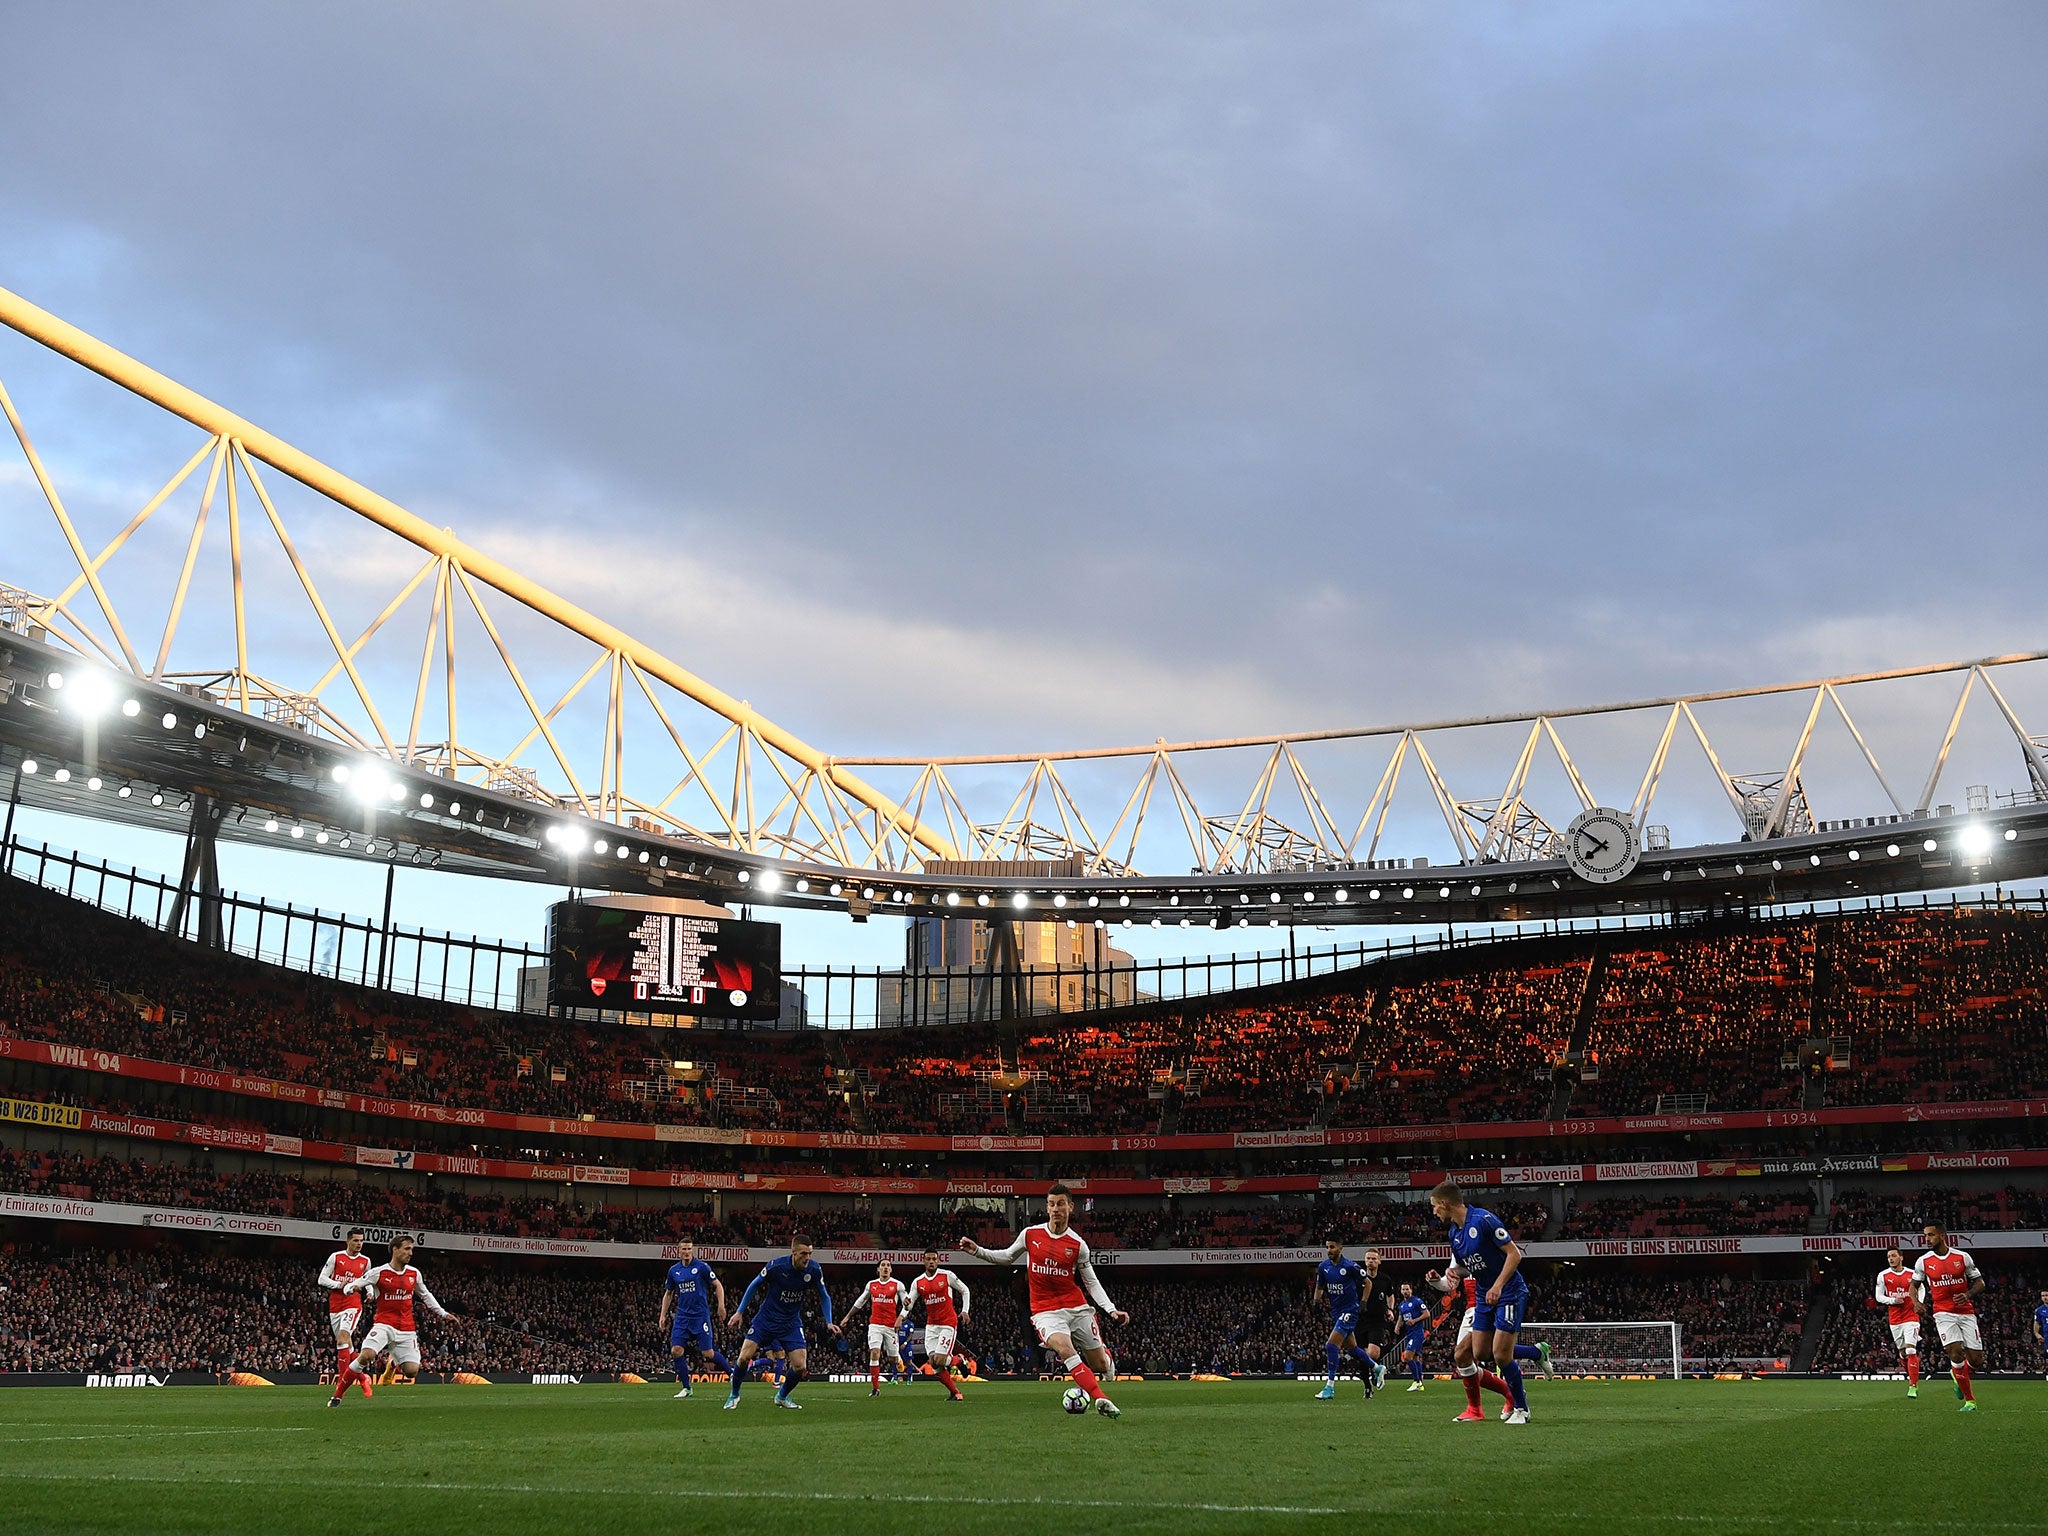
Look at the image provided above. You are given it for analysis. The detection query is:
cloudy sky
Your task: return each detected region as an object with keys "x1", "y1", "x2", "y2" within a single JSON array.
[{"x1": 3, "y1": 2, "x2": 2046, "y2": 960}]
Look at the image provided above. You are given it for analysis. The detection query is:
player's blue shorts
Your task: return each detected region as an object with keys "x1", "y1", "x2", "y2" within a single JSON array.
[
  {"x1": 670, "y1": 1314, "x2": 715, "y2": 1352},
  {"x1": 1401, "y1": 1326, "x2": 1427, "y2": 1355},
  {"x1": 1328, "y1": 1310, "x2": 1359, "y2": 1336},
  {"x1": 746, "y1": 1314, "x2": 809, "y2": 1353},
  {"x1": 1473, "y1": 1290, "x2": 1528, "y2": 1335}
]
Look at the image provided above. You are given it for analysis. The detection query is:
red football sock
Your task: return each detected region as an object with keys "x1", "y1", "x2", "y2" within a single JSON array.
[
  {"x1": 936, "y1": 1364, "x2": 961, "y2": 1399},
  {"x1": 1065, "y1": 1357, "x2": 1105, "y2": 1401},
  {"x1": 337, "y1": 1348, "x2": 352, "y2": 1383},
  {"x1": 1954, "y1": 1363, "x2": 1974, "y2": 1401},
  {"x1": 1905, "y1": 1354, "x2": 1919, "y2": 1385},
  {"x1": 333, "y1": 1362, "x2": 361, "y2": 1398},
  {"x1": 870, "y1": 1364, "x2": 880, "y2": 1388},
  {"x1": 1462, "y1": 1372, "x2": 1482, "y2": 1410},
  {"x1": 1479, "y1": 1370, "x2": 1512, "y2": 1399}
]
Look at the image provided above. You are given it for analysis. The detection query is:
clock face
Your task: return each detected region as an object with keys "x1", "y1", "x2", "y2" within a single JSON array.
[{"x1": 1563, "y1": 808, "x2": 1641, "y2": 885}]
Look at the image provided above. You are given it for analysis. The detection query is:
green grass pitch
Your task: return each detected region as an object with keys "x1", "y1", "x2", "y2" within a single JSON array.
[{"x1": 0, "y1": 1378, "x2": 2040, "y2": 1535}]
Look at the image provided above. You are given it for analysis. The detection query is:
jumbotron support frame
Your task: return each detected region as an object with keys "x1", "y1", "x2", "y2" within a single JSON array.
[{"x1": 4, "y1": 283, "x2": 2048, "y2": 926}]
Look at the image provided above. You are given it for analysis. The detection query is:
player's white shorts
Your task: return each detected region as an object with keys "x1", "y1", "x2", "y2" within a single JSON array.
[
  {"x1": 1933, "y1": 1313, "x2": 1982, "y2": 1351},
  {"x1": 328, "y1": 1306, "x2": 362, "y2": 1341},
  {"x1": 1455, "y1": 1307, "x2": 1476, "y2": 1348},
  {"x1": 1030, "y1": 1306, "x2": 1102, "y2": 1353},
  {"x1": 867, "y1": 1324, "x2": 902, "y2": 1360},
  {"x1": 359, "y1": 1323, "x2": 421, "y2": 1367},
  {"x1": 923, "y1": 1324, "x2": 958, "y2": 1359},
  {"x1": 1889, "y1": 1318, "x2": 1921, "y2": 1352}
]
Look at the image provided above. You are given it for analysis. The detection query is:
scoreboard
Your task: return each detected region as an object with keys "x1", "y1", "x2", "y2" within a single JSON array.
[{"x1": 547, "y1": 902, "x2": 781, "y2": 1020}]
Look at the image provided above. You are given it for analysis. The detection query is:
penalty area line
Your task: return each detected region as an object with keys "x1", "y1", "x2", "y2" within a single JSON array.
[{"x1": 0, "y1": 1469, "x2": 1346, "y2": 1516}]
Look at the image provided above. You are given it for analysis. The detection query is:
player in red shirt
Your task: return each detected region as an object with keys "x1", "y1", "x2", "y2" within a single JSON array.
[
  {"x1": 841, "y1": 1259, "x2": 912, "y2": 1396},
  {"x1": 906, "y1": 1249, "x2": 972, "y2": 1403},
  {"x1": 327, "y1": 1236, "x2": 457, "y2": 1407},
  {"x1": 1874, "y1": 1247, "x2": 1921, "y2": 1396},
  {"x1": 1426, "y1": 1265, "x2": 1515, "y2": 1421},
  {"x1": 317, "y1": 1227, "x2": 374, "y2": 1398},
  {"x1": 1913, "y1": 1223, "x2": 1985, "y2": 1412},
  {"x1": 960, "y1": 1183, "x2": 1128, "y2": 1419}
]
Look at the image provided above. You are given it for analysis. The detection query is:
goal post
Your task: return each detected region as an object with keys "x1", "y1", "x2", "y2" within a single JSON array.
[{"x1": 1518, "y1": 1321, "x2": 1683, "y2": 1380}]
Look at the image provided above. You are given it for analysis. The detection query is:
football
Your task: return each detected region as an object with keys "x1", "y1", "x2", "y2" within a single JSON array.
[{"x1": 1061, "y1": 1386, "x2": 1090, "y2": 1415}]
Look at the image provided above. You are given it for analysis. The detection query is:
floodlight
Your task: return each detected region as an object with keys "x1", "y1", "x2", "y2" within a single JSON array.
[{"x1": 1958, "y1": 824, "x2": 1994, "y2": 858}]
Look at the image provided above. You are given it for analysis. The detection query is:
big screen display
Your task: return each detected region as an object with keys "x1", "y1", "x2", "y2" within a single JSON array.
[{"x1": 547, "y1": 902, "x2": 782, "y2": 1020}]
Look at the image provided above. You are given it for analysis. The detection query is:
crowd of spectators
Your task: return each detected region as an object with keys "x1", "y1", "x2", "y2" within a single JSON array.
[
  {"x1": 1560, "y1": 1193, "x2": 1814, "y2": 1239},
  {"x1": 1827, "y1": 1183, "x2": 2048, "y2": 1234},
  {"x1": 5, "y1": 878, "x2": 2046, "y2": 1145},
  {"x1": 1823, "y1": 911, "x2": 2048, "y2": 1106}
]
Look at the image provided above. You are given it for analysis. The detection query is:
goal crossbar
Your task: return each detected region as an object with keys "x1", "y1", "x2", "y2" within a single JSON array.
[{"x1": 1519, "y1": 1320, "x2": 1682, "y2": 1380}]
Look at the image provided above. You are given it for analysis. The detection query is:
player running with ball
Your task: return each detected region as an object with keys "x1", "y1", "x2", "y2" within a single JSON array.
[
  {"x1": 1430, "y1": 1181, "x2": 1532, "y2": 1425},
  {"x1": 327, "y1": 1236, "x2": 457, "y2": 1406},
  {"x1": 960, "y1": 1184, "x2": 1127, "y2": 1419}
]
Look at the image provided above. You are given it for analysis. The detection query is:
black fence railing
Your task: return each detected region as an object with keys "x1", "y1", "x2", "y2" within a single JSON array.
[{"x1": 5, "y1": 836, "x2": 2043, "y2": 1030}]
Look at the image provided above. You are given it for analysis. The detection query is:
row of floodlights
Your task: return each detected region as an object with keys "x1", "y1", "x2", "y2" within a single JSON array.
[{"x1": 32, "y1": 667, "x2": 2026, "y2": 889}]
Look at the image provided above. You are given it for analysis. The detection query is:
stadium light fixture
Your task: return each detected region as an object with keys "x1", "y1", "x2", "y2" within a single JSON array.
[
  {"x1": 1958, "y1": 824, "x2": 1994, "y2": 859},
  {"x1": 976, "y1": 893, "x2": 989, "y2": 906},
  {"x1": 120, "y1": 698, "x2": 140, "y2": 719},
  {"x1": 161, "y1": 711, "x2": 177, "y2": 729},
  {"x1": 1887, "y1": 843, "x2": 1900, "y2": 856},
  {"x1": 315, "y1": 831, "x2": 329, "y2": 844},
  {"x1": 290, "y1": 825, "x2": 304, "y2": 839},
  {"x1": 617, "y1": 845, "x2": 631, "y2": 860},
  {"x1": 944, "y1": 891, "x2": 959, "y2": 906},
  {"x1": 557, "y1": 826, "x2": 588, "y2": 855},
  {"x1": 1809, "y1": 854, "x2": 1821, "y2": 867},
  {"x1": 67, "y1": 670, "x2": 115, "y2": 717},
  {"x1": 150, "y1": 791, "x2": 163, "y2": 806},
  {"x1": 1369, "y1": 888, "x2": 1380, "y2": 900},
  {"x1": 1301, "y1": 892, "x2": 1314, "y2": 902},
  {"x1": 116, "y1": 783, "x2": 131, "y2": 798},
  {"x1": 45, "y1": 670, "x2": 64, "y2": 690},
  {"x1": 52, "y1": 767, "x2": 69, "y2": 782},
  {"x1": 829, "y1": 882, "x2": 843, "y2": 896},
  {"x1": 1402, "y1": 887, "x2": 1414, "y2": 899},
  {"x1": 19, "y1": 758, "x2": 34, "y2": 774},
  {"x1": 1771, "y1": 859, "x2": 1783, "y2": 871},
  {"x1": 1012, "y1": 893, "x2": 1029, "y2": 910},
  {"x1": 592, "y1": 838, "x2": 609, "y2": 854},
  {"x1": 758, "y1": 870, "x2": 782, "y2": 892},
  {"x1": 862, "y1": 887, "x2": 875, "y2": 899},
  {"x1": 2005, "y1": 828, "x2": 2018, "y2": 841},
  {"x1": 796, "y1": 877, "x2": 810, "y2": 890},
  {"x1": 1334, "y1": 888, "x2": 1348, "y2": 902},
  {"x1": 448, "y1": 801, "x2": 462, "y2": 816},
  {"x1": 1053, "y1": 893, "x2": 1067, "y2": 908},
  {"x1": 419, "y1": 793, "x2": 435, "y2": 809},
  {"x1": 1922, "y1": 838, "x2": 1938, "y2": 852},
  {"x1": 193, "y1": 722, "x2": 206, "y2": 740},
  {"x1": 638, "y1": 851, "x2": 650, "y2": 864},
  {"x1": 1088, "y1": 895, "x2": 1101, "y2": 908},
  {"x1": 339, "y1": 836, "x2": 351, "y2": 849},
  {"x1": 1118, "y1": 894, "x2": 1131, "y2": 907},
  {"x1": 1268, "y1": 892, "x2": 1281, "y2": 904},
  {"x1": 1439, "y1": 886, "x2": 1450, "y2": 898},
  {"x1": 85, "y1": 776, "x2": 101, "y2": 791},
  {"x1": 1847, "y1": 849, "x2": 1859, "y2": 861},
  {"x1": 332, "y1": 765, "x2": 351, "y2": 784}
]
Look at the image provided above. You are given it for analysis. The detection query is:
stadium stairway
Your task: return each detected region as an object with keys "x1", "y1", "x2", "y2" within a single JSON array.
[
  {"x1": 822, "y1": 1033, "x2": 875, "y2": 1133},
  {"x1": 1802, "y1": 930, "x2": 1834, "y2": 1112},
  {"x1": 1789, "y1": 1287, "x2": 1833, "y2": 1373},
  {"x1": 1316, "y1": 984, "x2": 1382, "y2": 1128},
  {"x1": 1550, "y1": 945, "x2": 1609, "y2": 1119}
]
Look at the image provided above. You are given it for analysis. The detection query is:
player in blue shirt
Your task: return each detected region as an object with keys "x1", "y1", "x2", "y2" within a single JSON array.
[
  {"x1": 896, "y1": 1314, "x2": 918, "y2": 1383},
  {"x1": 2033, "y1": 1289, "x2": 2048, "y2": 1380},
  {"x1": 1396, "y1": 1282, "x2": 1431, "y2": 1389},
  {"x1": 725, "y1": 1234, "x2": 839, "y2": 1409},
  {"x1": 658, "y1": 1239, "x2": 733, "y2": 1398},
  {"x1": 1311, "y1": 1239, "x2": 1387, "y2": 1399},
  {"x1": 1431, "y1": 1180, "x2": 1532, "y2": 1424}
]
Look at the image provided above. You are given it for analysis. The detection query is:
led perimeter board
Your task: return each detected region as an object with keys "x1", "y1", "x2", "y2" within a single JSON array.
[{"x1": 547, "y1": 902, "x2": 781, "y2": 1019}]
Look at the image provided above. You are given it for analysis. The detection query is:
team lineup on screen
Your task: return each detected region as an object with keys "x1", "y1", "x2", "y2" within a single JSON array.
[
  {"x1": 547, "y1": 903, "x2": 782, "y2": 1020},
  {"x1": 315, "y1": 1183, "x2": 2041, "y2": 1417}
]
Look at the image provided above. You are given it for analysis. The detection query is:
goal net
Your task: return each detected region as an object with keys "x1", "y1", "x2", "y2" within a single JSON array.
[{"x1": 1519, "y1": 1321, "x2": 1682, "y2": 1379}]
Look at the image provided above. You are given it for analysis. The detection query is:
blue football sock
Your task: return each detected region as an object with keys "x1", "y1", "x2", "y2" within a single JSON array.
[
  {"x1": 672, "y1": 1355, "x2": 690, "y2": 1387},
  {"x1": 727, "y1": 1365, "x2": 744, "y2": 1398},
  {"x1": 776, "y1": 1368, "x2": 804, "y2": 1401},
  {"x1": 707, "y1": 1347, "x2": 734, "y2": 1375},
  {"x1": 1514, "y1": 1343, "x2": 1542, "y2": 1363},
  {"x1": 1324, "y1": 1343, "x2": 1341, "y2": 1383},
  {"x1": 1410, "y1": 1357, "x2": 1425, "y2": 1384},
  {"x1": 1500, "y1": 1358, "x2": 1526, "y2": 1410}
]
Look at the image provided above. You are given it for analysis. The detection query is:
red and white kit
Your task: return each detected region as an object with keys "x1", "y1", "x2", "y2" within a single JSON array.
[
  {"x1": 349, "y1": 1262, "x2": 449, "y2": 1367},
  {"x1": 319, "y1": 1249, "x2": 372, "y2": 1340},
  {"x1": 1913, "y1": 1248, "x2": 1984, "y2": 1351},
  {"x1": 912, "y1": 1269, "x2": 970, "y2": 1358},
  {"x1": 1455, "y1": 1273, "x2": 1480, "y2": 1346},
  {"x1": 1875, "y1": 1265, "x2": 1919, "y2": 1352},
  {"x1": 863, "y1": 1277, "x2": 910, "y2": 1359},
  {"x1": 978, "y1": 1225, "x2": 1116, "y2": 1351}
]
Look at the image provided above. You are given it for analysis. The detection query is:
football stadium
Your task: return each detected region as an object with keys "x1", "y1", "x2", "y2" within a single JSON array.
[{"x1": 2, "y1": 9, "x2": 2046, "y2": 1535}]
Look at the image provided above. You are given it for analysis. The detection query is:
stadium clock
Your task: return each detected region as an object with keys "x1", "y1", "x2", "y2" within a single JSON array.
[{"x1": 1562, "y1": 806, "x2": 1641, "y2": 885}]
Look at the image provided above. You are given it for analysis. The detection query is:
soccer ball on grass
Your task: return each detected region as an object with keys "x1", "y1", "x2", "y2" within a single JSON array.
[{"x1": 1061, "y1": 1386, "x2": 1090, "y2": 1414}]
